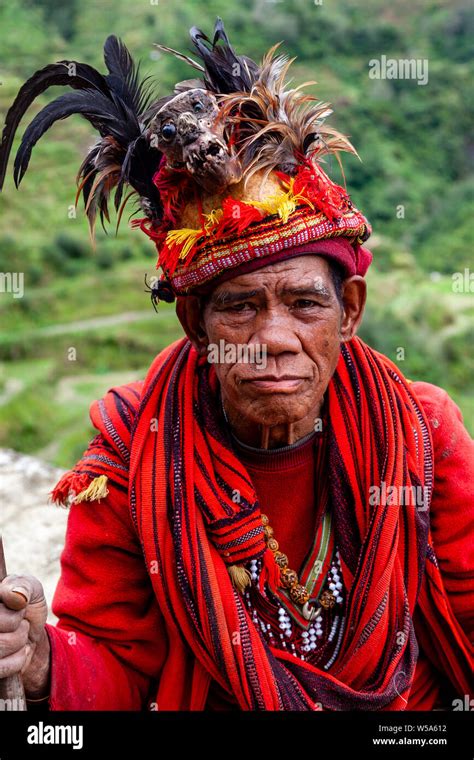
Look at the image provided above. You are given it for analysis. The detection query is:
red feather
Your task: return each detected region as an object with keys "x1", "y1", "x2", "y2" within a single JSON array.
[
  {"x1": 279, "y1": 164, "x2": 352, "y2": 222},
  {"x1": 152, "y1": 160, "x2": 192, "y2": 224},
  {"x1": 216, "y1": 197, "x2": 263, "y2": 237}
]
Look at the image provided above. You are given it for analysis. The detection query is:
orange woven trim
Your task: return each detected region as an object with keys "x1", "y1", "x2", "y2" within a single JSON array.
[{"x1": 168, "y1": 205, "x2": 370, "y2": 293}]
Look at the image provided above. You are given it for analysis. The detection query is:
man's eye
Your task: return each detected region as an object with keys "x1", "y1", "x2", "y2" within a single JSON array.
[
  {"x1": 227, "y1": 302, "x2": 254, "y2": 312},
  {"x1": 293, "y1": 299, "x2": 319, "y2": 309}
]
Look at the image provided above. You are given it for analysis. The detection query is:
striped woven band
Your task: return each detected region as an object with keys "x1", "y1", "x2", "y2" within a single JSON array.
[{"x1": 168, "y1": 204, "x2": 370, "y2": 293}]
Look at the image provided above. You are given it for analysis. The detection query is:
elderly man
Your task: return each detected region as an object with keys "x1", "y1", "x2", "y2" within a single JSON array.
[{"x1": 0, "y1": 22, "x2": 472, "y2": 711}]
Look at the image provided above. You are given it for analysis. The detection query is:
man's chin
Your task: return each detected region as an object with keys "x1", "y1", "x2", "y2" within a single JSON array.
[{"x1": 237, "y1": 396, "x2": 315, "y2": 428}]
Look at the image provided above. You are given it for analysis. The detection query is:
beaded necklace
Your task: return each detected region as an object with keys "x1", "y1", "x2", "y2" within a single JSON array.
[
  {"x1": 261, "y1": 511, "x2": 337, "y2": 621},
  {"x1": 245, "y1": 549, "x2": 345, "y2": 664}
]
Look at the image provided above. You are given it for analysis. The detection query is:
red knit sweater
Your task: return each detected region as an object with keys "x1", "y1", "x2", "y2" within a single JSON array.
[
  {"x1": 234, "y1": 430, "x2": 323, "y2": 571},
  {"x1": 44, "y1": 380, "x2": 474, "y2": 711}
]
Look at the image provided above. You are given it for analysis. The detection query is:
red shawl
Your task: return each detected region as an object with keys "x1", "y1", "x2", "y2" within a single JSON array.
[{"x1": 124, "y1": 335, "x2": 471, "y2": 710}]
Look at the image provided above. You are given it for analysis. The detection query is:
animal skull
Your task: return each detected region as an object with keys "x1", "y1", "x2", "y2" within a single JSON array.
[{"x1": 148, "y1": 89, "x2": 241, "y2": 192}]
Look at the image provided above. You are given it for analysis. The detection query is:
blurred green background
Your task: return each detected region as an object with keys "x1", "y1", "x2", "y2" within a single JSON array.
[{"x1": 0, "y1": 0, "x2": 472, "y2": 466}]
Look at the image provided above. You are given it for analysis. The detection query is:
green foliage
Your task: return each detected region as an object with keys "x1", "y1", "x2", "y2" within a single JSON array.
[
  {"x1": 0, "y1": 0, "x2": 63, "y2": 76},
  {"x1": 28, "y1": 0, "x2": 79, "y2": 41}
]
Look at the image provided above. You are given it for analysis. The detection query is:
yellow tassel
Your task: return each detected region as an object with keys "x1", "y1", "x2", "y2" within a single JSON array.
[
  {"x1": 203, "y1": 208, "x2": 224, "y2": 232},
  {"x1": 228, "y1": 564, "x2": 252, "y2": 593},
  {"x1": 165, "y1": 211, "x2": 223, "y2": 259},
  {"x1": 251, "y1": 194, "x2": 295, "y2": 223},
  {"x1": 165, "y1": 227, "x2": 203, "y2": 259},
  {"x1": 250, "y1": 179, "x2": 313, "y2": 224},
  {"x1": 74, "y1": 475, "x2": 109, "y2": 504}
]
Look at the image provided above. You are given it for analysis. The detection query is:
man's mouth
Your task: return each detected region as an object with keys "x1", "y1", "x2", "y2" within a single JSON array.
[{"x1": 241, "y1": 375, "x2": 308, "y2": 392}]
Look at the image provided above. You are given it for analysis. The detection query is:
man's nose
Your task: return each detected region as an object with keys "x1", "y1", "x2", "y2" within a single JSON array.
[{"x1": 251, "y1": 313, "x2": 301, "y2": 355}]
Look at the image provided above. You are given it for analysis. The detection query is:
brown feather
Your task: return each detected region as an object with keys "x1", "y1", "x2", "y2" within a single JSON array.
[
  {"x1": 115, "y1": 188, "x2": 137, "y2": 235},
  {"x1": 77, "y1": 135, "x2": 136, "y2": 237},
  {"x1": 219, "y1": 46, "x2": 357, "y2": 186}
]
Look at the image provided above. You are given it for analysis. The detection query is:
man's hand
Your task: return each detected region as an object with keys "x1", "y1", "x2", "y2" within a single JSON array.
[{"x1": 0, "y1": 575, "x2": 50, "y2": 698}]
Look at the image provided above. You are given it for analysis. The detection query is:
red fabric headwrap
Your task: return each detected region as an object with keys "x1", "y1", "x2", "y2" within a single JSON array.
[
  {"x1": 214, "y1": 238, "x2": 373, "y2": 279},
  {"x1": 180, "y1": 238, "x2": 372, "y2": 298}
]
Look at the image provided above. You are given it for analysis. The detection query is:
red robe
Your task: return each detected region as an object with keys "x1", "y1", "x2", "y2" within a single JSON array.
[{"x1": 45, "y1": 377, "x2": 473, "y2": 710}]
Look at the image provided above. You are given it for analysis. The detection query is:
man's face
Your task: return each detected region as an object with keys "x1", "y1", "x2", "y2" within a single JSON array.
[{"x1": 200, "y1": 256, "x2": 347, "y2": 431}]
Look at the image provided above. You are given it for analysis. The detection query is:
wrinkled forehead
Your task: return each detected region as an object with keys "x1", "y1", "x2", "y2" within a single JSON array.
[{"x1": 192, "y1": 253, "x2": 334, "y2": 300}]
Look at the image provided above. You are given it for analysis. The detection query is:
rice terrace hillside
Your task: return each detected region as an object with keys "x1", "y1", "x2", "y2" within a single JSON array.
[{"x1": 0, "y1": 0, "x2": 472, "y2": 468}]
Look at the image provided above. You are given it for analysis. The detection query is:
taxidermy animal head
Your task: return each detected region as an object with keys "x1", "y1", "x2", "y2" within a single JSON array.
[{"x1": 147, "y1": 89, "x2": 241, "y2": 192}]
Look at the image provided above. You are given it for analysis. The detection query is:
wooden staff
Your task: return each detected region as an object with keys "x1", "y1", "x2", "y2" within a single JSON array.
[{"x1": 0, "y1": 536, "x2": 27, "y2": 710}]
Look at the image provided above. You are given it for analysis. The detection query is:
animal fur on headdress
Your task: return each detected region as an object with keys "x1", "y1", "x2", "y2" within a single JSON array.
[{"x1": 0, "y1": 18, "x2": 358, "y2": 249}]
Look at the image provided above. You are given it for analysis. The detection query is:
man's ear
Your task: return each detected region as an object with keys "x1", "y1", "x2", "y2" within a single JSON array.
[
  {"x1": 340, "y1": 276, "x2": 367, "y2": 342},
  {"x1": 176, "y1": 295, "x2": 208, "y2": 354}
]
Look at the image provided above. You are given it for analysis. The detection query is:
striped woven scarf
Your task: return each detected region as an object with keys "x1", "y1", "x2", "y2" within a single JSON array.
[{"x1": 128, "y1": 335, "x2": 471, "y2": 710}]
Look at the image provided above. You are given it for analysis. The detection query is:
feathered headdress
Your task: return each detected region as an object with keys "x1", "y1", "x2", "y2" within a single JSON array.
[{"x1": 0, "y1": 19, "x2": 371, "y2": 300}]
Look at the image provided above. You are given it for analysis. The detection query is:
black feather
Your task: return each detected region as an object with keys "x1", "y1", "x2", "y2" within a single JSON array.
[
  {"x1": 1, "y1": 35, "x2": 164, "y2": 233},
  {"x1": 13, "y1": 89, "x2": 135, "y2": 187},
  {"x1": 189, "y1": 17, "x2": 259, "y2": 94},
  {"x1": 119, "y1": 134, "x2": 162, "y2": 216},
  {"x1": 103, "y1": 35, "x2": 156, "y2": 116},
  {"x1": 0, "y1": 61, "x2": 109, "y2": 189}
]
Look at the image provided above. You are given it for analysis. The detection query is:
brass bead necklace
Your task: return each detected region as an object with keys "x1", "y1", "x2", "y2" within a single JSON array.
[{"x1": 261, "y1": 513, "x2": 337, "y2": 621}]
